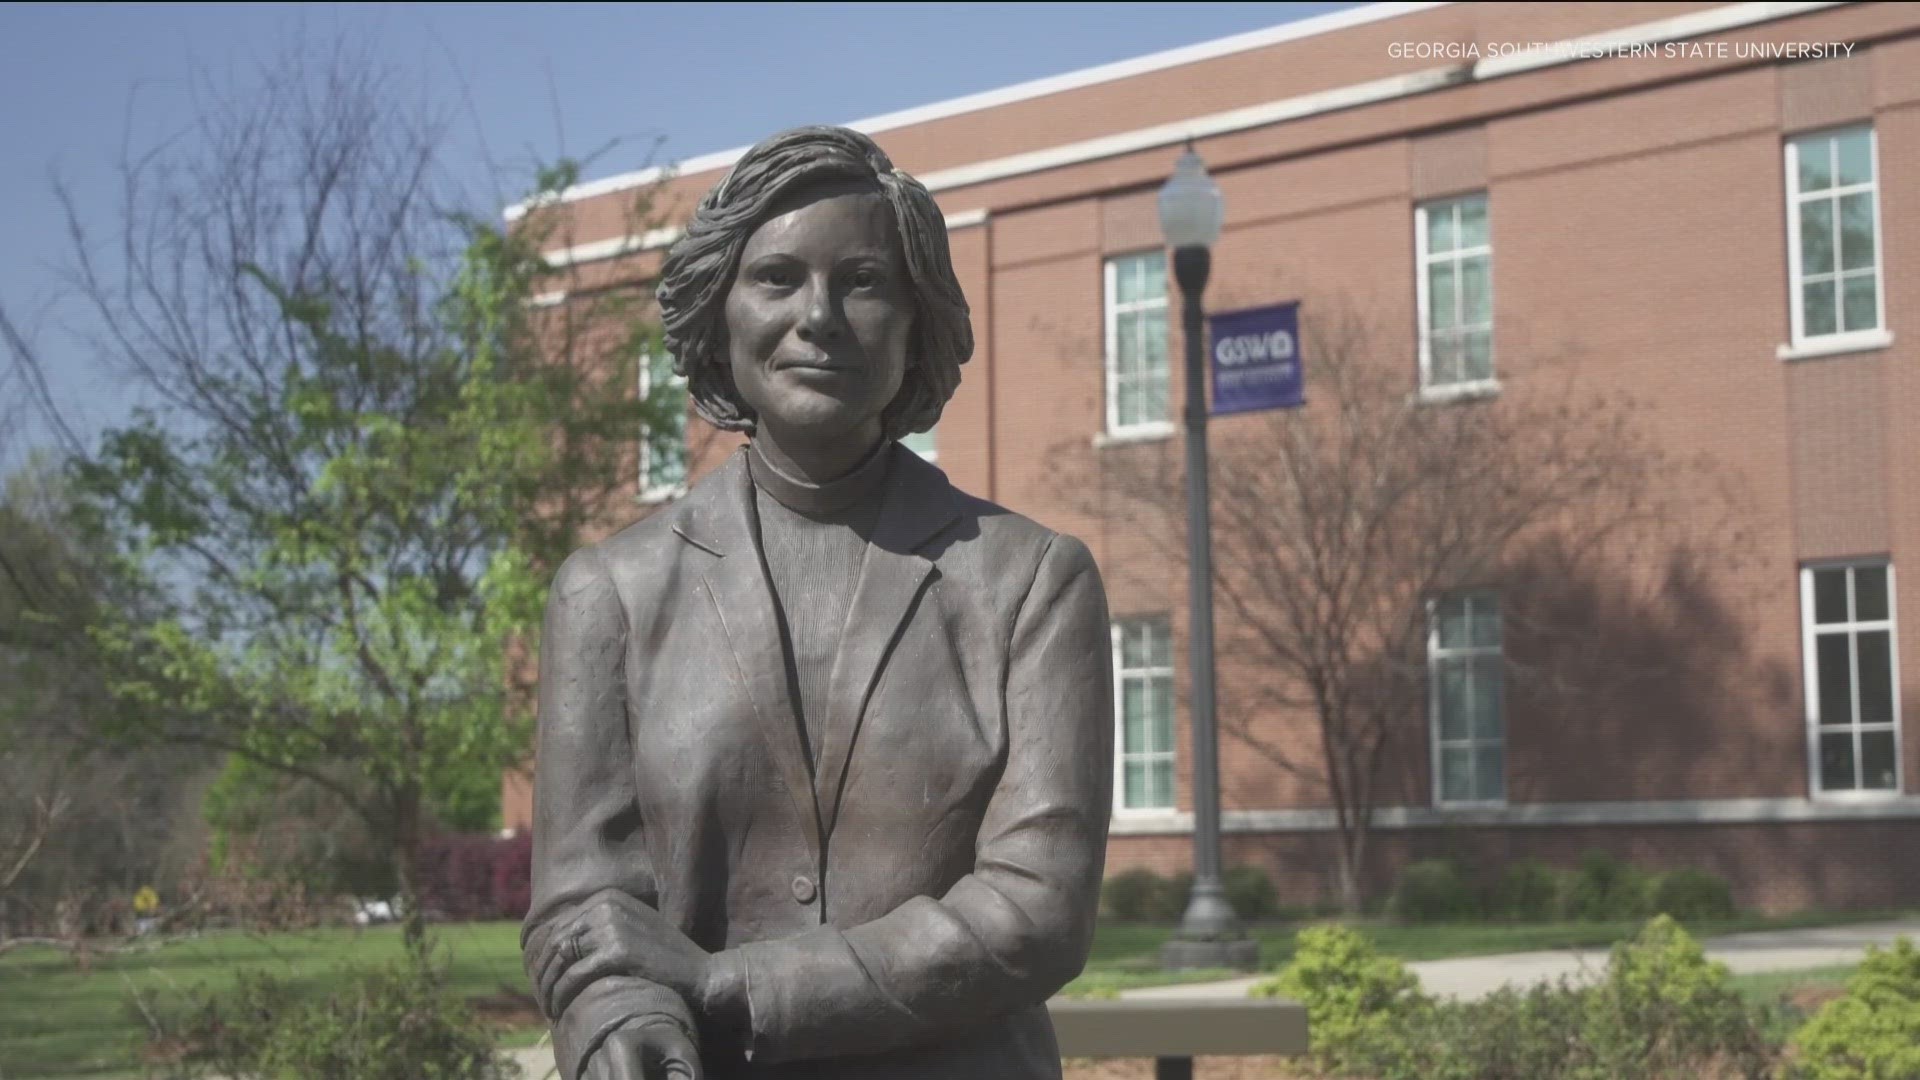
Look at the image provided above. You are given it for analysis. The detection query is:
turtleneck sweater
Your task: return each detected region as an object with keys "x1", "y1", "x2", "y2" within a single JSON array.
[{"x1": 746, "y1": 438, "x2": 891, "y2": 777}]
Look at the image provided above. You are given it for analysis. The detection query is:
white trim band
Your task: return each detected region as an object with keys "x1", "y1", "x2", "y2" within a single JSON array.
[{"x1": 1109, "y1": 795, "x2": 1920, "y2": 835}]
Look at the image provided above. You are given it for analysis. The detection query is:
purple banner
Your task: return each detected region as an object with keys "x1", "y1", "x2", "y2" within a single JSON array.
[{"x1": 1209, "y1": 302, "x2": 1303, "y2": 415}]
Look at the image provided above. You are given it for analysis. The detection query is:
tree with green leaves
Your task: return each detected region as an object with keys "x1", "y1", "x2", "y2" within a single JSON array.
[{"x1": 1, "y1": 45, "x2": 676, "y2": 948}]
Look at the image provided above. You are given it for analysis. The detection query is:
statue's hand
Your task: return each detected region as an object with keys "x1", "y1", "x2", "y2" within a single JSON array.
[
  {"x1": 586, "y1": 1019, "x2": 702, "y2": 1080},
  {"x1": 539, "y1": 891, "x2": 713, "y2": 1020}
]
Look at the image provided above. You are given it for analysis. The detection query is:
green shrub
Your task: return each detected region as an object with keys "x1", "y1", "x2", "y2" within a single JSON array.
[
  {"x1": 144, "y1": 952, "x2": 511, "y2": 1080},
  {"x1": 1387, "y1": 858, "x2": 1479, "y2": 924},
  {"x1": 1490, "y1": 858, "x2": 1568, "y2": 922},
  {"x1": 1580, "y1": 914, "x2": 1779, "y2": 1079},
  {"x1": 1255, "y1": 917, "x2": 1786, "y2": 1080},
  {"x1": 1224, "y1": 864, "x2": 1279, "y2": 922},
  {"x1": 1647, "y1": 867, "x2": 1735, "y2": 923},
  {"x1": 1252, "y1": 922, "x2": 1430, "y2": 1074},
  {"x1": 1155, "y1": 872, "x2": 1195, "y2": 923},
  {"x1": 1566, "y1": 849, "x2": 1652, "y2": 922},
  {"x1": 1101, "y1": 867, "x2": 1164, "y2": 921},
  {"x1": 1791, "y1": 937, "x2": 1920, "y2": 1080}
]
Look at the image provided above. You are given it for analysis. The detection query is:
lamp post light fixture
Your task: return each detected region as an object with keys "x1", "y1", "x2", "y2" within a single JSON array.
[{"x1": 1156, "y1": 141, "x2": 1259, "y2": 972}]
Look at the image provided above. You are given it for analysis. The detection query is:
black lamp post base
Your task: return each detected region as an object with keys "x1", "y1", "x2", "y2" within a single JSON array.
[{"x1": 1160, "y1": 935, "x2": 1261, "y2": 972}]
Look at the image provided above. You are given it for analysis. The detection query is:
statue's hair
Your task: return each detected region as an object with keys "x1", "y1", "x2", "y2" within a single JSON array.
[{"x1": 656, "y1": 126, "x2": 973, "y2": 439}]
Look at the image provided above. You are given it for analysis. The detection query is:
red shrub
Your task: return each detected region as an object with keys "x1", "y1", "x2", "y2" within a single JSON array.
[{"x1": 417, "y1": 832, "x2": 533, "y2": 922}]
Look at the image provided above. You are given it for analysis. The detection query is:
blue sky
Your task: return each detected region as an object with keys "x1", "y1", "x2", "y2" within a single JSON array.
[{"x1": 0, "y1": 1, "x2": 1361, "y2": 455}]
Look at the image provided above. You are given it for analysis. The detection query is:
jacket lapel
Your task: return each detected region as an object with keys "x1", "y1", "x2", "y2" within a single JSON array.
[
  {"x1": 816, "y1": 448, "x2": 962, "y2": 840},
  {"x1": 669, "y1": 450, "x2": 824, "y2": 868}
]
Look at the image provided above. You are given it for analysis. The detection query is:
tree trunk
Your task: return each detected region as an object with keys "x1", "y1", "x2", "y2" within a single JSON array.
[{"x1": 393, "y1": 786, "x2": 428, "y2": 957}]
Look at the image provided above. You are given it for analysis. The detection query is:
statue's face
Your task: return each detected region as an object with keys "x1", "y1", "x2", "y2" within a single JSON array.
[{"x1": 725, "y1": 184, "x2": 913, "y2": 445}]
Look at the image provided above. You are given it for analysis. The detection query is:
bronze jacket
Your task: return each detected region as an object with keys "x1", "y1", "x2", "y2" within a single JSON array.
[{"x1": 523, "y1": 444, "x2": 1114, "y2": 1079}]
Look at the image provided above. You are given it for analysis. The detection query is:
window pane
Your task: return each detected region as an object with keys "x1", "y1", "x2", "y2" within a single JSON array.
[
  {"x1": 1140, "y1": 379, "x2": 1169, "y2": 425},
  {"x1": 1842, "y1": 274, "x2": 1878, "y2": 334},
  {"x1": 1141, "y1": 257, "x2": 1167, "y2": 303},
  {"x1": 1458, "y1": 196, "x2": 1488, "y2": 248},
  {"x1": 1121, "y1": 622, "x2": 1147, "y2": 669},
  {"x1": 1472, "y1": 658, "x2": 1503, "y2": 741},
  {"x1": 1141, "y1": 308, "x2": 1169, "y2": 368},
  {"x1": 1430, "y1": 333, "x2": 1463, "y2": 387},
  {"x1": 1855, "y1": 566, "x2": 1889, "y2": 622},
  {"x1": 1150, "y1": 680, "x2": 1174, "y2": 753},
  {"x1": 1429, "y1": 261, "x2": 1458, "y2": 330},
  {"x1": 1861, "y1": 731, "x2": 1897, "y2": 791},
  {"x1": 1799, "y1": 200, "x2": 1835, "y2": 275},
  {"x1": 1117, "y1": 383, "x2": 1145, "y2": 428},
  {"x1": 1814, "y1": 568, "x2": 1849, "y2": 624},
  {"x1": 1440, "y1": 746, "x2": 1473, "y2": 802},
  {"x1": 1470, "y1": 595, "x2": 1501, "y2": 647},
  {"x1": 1820, "y1": 731, "x2": 1856, "y2": 791},
  {"x1": 1148, "y1": 623, "x2": 1172, "y2": 667},
  {"x1": 1427, "y1": 204, "x2": 1456, "y2": 253},
  {"x1": 1803, "y1": 280, "x2": 1838, "y2": 337},
  {"x1": 1462, "y1": 256, "x2": 1491, "y2": 326},
  {"x1": 1836, "y1": 130, "x2": 1872, "y2": 187},
  {"x1": 1463, "y1": 329, "x2": 1493, "y2": 382},
  {"x1": 1151, "y1": 759, "x2": 1176, "y2": 809},
  {"x1": 1116, "y1": 255, "x2": 1164, "y2": 304},
  {"x1": 1438, "y1": 663, "x2": 1470, "y2": 741},
  {"x1": 1857, "y1": 631, "x2": 1893, "y2": 725},
  {"x1": 1474, "y1": 745, "x2": 1505, "y2": 802},
  {"x1": 1816, "y1": 633, "x2": 1854, "y2": 726},
  {"x1": 1124, "y1": 761, "x2": 1148, "y2": 808},
  {"x1": 1437, "y1": 595, "x2": 1470, "y2": 648},
  {"x1": 1123, "y1": 681, "x2": 1148, "y2": 751},
  {"x1": 1796, "y1": 137, "x2": 1833, "y2": 192},
  {"x1": 1839, "y1": 193, "x2": 1876, "y2": 271}
]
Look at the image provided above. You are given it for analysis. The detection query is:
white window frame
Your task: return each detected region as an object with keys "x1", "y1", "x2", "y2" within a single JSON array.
[
  {"x1": 639, "y1": 351, "x2": 688, "y2": 504},
  {"x1": 1414, "y1": 193, "x2": 1496, "y2": 400},
  {"x1": 1112, "y1": 617, "x2": 1176, "y2": 816},
  {"x1": 1801, "y1": 561, "x2": 1903, "y2": 799},
  {"x1": 1429, "y1": 590, "x2": 1506, "y2": 807},
  {"x1": 1103, "y1": 251, "x2": 1174, "y2": 439},
  {"x1": 1784, "y1": 125, "x2": 1887, "y2": 356}
]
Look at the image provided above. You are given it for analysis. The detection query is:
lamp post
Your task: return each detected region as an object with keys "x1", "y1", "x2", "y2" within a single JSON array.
[{"x1": 1157, "y1": 142, "x2": 1258, "y2": 972}]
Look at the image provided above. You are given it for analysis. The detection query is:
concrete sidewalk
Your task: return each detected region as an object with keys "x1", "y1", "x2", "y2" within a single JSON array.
[
  {"x1": 1120, "y1": 917, "x2": 1920, "y2": 1003},
  {"x1": 502, "y1": 919, "x2": 1920, "y2": 1077}
]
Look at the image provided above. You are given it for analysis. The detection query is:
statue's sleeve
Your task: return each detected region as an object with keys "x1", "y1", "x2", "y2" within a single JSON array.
[
  {"x1": 522, "y1": 546, "x2": 696, "y2": 1080},
  {"x1": 725, "y1": 533, "x2": 1115, "y2": 1064}
]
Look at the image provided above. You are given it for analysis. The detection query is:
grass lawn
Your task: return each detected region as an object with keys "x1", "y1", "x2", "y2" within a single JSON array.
[{"x1": 0, "y1": 910, "x2": 1901, "y2": 1077}]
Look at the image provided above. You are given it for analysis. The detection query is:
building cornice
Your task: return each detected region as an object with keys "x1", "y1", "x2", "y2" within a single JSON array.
[{"x1": 530, "y1": 1, "x2": 1846, "y2": 268}]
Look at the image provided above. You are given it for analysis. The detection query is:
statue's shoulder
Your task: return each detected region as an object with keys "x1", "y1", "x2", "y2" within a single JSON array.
[{"x1": 928, "y1": 473, "x2": 1092, "y2": 578}]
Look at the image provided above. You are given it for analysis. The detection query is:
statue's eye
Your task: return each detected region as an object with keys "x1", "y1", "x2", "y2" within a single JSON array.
[
  {"x1": 850, "y1": 268, "x2": 881, "y2": 291},
  {"x1": 756, "y1": 264, "x2": 798, "y2": 289}
]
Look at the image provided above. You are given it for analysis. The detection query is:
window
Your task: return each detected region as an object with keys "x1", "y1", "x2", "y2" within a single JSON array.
[
  {"x1": 640, "y1": 350, "x2": 687, "y2": 501},
  {"x1": 1785, "y1": 127, "x2": 1884, "y2": 348},
  {"x1": 900, "y1": 426, "x2": 937, "y2": 462},
  {"x1": 1104, "y1": 251, "x2": 1170, "y2": 435},
  {"x1": 1430, "y1": 591, "x2": 1504, "y2": 804},
  {"x1": 1802, "y1": 563, "x2": 1901, "y2": 795},
  {"x1": 1113, "y1": 617, "x2": 1175, "y2": 812},
  {"x1": 1415, "y1": 193, "x2": 1493, "y2": 393}
]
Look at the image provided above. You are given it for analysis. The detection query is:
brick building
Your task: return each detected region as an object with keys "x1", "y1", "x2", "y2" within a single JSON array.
[{"x1": 502, "y1": 1, "x2": 1920, "y2": 913}]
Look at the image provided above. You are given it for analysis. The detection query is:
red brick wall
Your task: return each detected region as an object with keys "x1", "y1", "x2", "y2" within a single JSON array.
[{"x1": 506, "y1": 4, "x2": 1920, "y2": 908}]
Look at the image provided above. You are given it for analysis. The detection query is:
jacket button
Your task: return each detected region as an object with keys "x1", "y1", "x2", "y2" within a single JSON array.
[{"x1": 790, "y1": 874, "x2": 817, "y2": 904}]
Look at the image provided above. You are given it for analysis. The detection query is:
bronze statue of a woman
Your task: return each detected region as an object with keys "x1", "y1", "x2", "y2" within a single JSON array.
[{"x1": 522, "y1": 126, "x2": 1114, "y2": 1080}]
